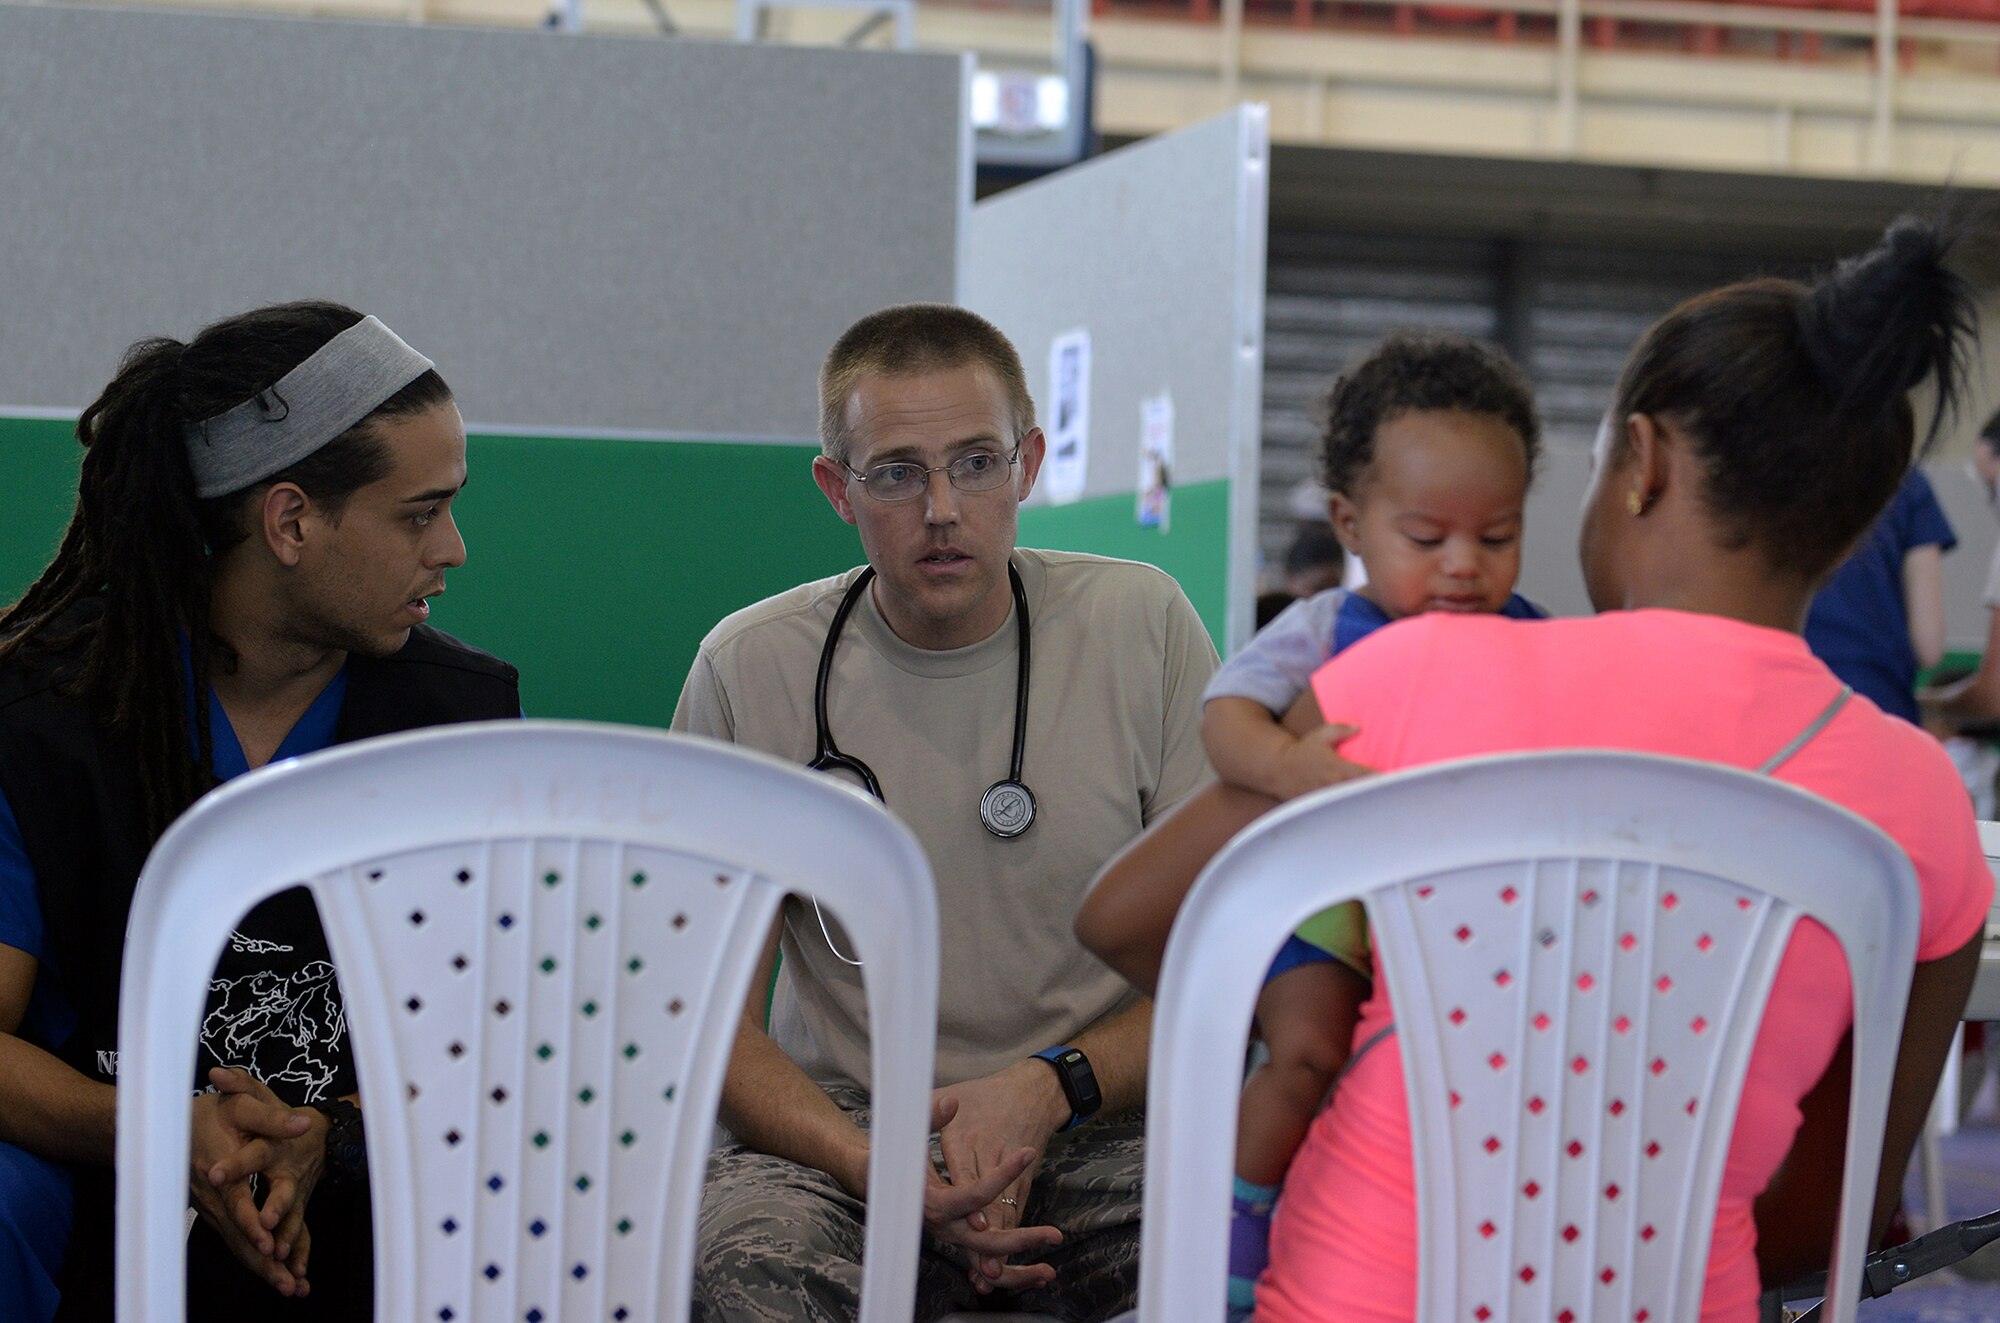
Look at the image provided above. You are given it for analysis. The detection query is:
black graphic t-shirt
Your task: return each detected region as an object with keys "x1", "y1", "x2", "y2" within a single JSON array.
[
  {"x1": 184, "y1": 669, "x2": 356, "y2": 1103},
  {"x1": 199, "y1": 887, "x2": 354, "y2": 1105},
  {"x1": 0, "y1": 666, "x2": 357, "y2": 1100}
]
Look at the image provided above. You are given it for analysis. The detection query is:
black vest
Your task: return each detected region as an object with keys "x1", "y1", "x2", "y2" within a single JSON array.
[{"x1": 0, "y1": 616, "x2": 522, "y2": 1093}]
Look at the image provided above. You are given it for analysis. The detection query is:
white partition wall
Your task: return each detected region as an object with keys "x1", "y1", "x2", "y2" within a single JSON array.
[
  {"x1": 0, "y1": 5, "x2": 966, "y2": 435},
  {"x1": 0, "y1": 6, "x2": 968, "y2": 722},
  {"x1": 960, "y1": 107, "x2": 1270, "y2": 651}
]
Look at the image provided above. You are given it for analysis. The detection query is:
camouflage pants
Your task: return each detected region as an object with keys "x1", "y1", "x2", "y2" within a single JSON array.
[{"x1": 693, "y1": 1089, "x2": 1144, "y2": 1323}]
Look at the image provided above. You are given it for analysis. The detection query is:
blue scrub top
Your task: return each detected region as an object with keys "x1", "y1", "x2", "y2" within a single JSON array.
[
  {"x1": 1332, "y1": 590, "x2": 1546, "y2": 654},
  {"x1": 0, "y1": 665, "x2": 349, "y2": 1052},
  {"x1": 1804, "y1": 470, "x2": 1956, "y2": 723}
]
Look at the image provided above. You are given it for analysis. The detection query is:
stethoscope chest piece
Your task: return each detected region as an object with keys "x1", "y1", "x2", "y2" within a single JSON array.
[{"x1": 979, "y1": 778, "x2": 1037, "y2": 838}]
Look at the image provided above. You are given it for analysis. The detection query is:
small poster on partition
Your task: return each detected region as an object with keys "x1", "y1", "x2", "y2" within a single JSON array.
[
  {"x1": 1137, "y1": 391, "x2": 1173, "y2": 531},
  {"x1": 1046, "y1": 328, "x2": 1091, "y2": 505}
]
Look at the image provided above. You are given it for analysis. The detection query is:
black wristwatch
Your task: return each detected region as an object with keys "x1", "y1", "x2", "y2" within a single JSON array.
[
  {"x1": 1032, "y1": 1045, "x2": 1102, "y2": 1131},
  {"x1": 311, "y1": 1098, "x2": 367, "y2": 1196}
]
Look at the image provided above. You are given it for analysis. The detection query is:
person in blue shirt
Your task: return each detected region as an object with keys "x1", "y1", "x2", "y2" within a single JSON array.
[
  {"x1": 1804, "y1": 467, "x2": 1954, "y2": 722},
  {"x1": 1925, "y1": 415, "x2": 2000, "y2": 731},
  {"x1": 0, "y1": 302, "x2": 519, "y2": 1321}
]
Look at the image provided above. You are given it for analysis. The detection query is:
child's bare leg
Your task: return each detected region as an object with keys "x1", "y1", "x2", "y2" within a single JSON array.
[
  {"x1": 1239, "y1": 961, "x2": 1364, "y2": 1182},
  {"x1": 1230, "y1": 960, "x2": 1369, "y2": 1317}
]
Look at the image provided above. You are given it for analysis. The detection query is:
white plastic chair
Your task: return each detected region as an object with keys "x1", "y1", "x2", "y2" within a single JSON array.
[
  {"x1": 114, "y1": 720, "x2": 939, "y2": 1323},
  {"x1": 1139, "y1": 751, "x2": 1921, "y2": 1323}
]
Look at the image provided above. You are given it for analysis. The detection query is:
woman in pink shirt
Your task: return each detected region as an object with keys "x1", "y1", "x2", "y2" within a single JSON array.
[{"x1": 1078, "y1": 214, "x2": 1991, "y2": 1322}]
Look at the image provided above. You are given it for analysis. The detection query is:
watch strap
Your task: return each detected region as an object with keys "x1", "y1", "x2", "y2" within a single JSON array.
[
  {"x1": 1032, "y1": 1044, "x2": 1102, "y2": 1131},
  {"x1": 311, "y1": 1097, "x2": 367, "y2": 1195}
]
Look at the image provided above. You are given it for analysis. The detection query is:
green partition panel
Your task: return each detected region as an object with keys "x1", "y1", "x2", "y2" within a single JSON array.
[
  {"x1": 437, "y1": 434, "x2": 863, "y2": 724},
  {"x1": 0, "y1": 417, "x2": 84, "y2": 603},
  {"x1": 1, "y1": 419, "x2": 1226, "y2": 724},
  {"x1": 1018, "y1": 481, "x2": 1229, "y2": 647}
]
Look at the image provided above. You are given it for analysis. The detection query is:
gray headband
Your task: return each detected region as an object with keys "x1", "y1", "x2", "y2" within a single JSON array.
[{"x1": 183, "y1": 315, "x2": 435, "y2": 498}]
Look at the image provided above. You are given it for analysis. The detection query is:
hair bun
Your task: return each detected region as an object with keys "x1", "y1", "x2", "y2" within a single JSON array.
[{"x1": 1795, "y1": 214, "x2": 1976, "y2": 454}]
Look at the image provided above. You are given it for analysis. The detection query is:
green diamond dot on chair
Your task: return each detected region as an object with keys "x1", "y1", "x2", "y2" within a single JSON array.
[
  {"x1": 619, "y1": 1130, "x2": 636, "y2": 1147},
  {"x1": 630, "y1": 872, "x2": 647, "y2": 888},
  {"x1": 536, "y1": 1043, "x2": 553, "y2": 1061},
  {"x1": 582, "y1": 1001, "x2": 598, "y2": 1017},
  {"x1": 616, "y1": 1218, "x2": 633, "y2": 1236},
  {"x1": 623, "y1": 1043, "x2": 639, "y2": 1060},
  {"x1": 585, "y1": 914, "x2": 602, "y2": 931},
  {"x1": 543, "y1": 871, "x2": 560, "y2": 887},
  {"x1": 540, "y1": 957, "x2": 557, "y2": 975},
  {"x1": 532, "y1": 1131, "x2": 549, "y2": 1149},
  {"x1": 627, "y1": 957, "x2": 643, "y2": 974},
  {"x1": 663, "y1": 1085, "x2": 676, "y2": 1102},
  {"x1": 579, "y1": 1087, "x2": 595, "y2": 1104},
  {"x1": 575, "y1": 1174, "x2": 591, "y2": 1192}
]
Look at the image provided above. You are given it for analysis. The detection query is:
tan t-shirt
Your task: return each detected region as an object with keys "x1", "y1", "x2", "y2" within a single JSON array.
[{"x1": 672, "y1": 548, "x2": 1217, "y2": 1091}]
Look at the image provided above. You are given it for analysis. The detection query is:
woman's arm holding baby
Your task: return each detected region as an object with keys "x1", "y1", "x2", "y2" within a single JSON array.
[{"x1": 1077, "y1": 784, "x2": 1278, "y2": 996}]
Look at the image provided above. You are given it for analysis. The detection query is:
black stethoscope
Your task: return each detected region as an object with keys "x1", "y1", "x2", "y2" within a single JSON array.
[{"x1": 810, "y1": 563, "x2": 1038, "y2": 839}]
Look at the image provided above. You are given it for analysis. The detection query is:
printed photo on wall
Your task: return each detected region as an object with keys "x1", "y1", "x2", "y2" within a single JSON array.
[
  {"x1": 1046, "y1": 328, "x2": 1091, "y2": 505},
  {"x1": 1137, "y1": 391, "x2": 1173, "y2": 531}
]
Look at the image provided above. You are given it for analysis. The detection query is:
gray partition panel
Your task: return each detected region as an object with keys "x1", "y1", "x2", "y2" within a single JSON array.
[
  {"x1": 0, "y1": 6, "x2": 966, "y2": 435},
  {"x1": 961, "y1": 107, "x2": 1268, "y2": 648},
  {"x1": 1928, "y1": 460, "x2": 1997, "y2": 654},
  {"x1": 962, "y1": 109, "x2": 1258, "y2": 494}
]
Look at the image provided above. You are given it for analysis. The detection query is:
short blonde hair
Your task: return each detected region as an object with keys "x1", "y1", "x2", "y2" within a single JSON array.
[{"x1": 818, "y1": 303, "x2": 1036, "y2": 465}]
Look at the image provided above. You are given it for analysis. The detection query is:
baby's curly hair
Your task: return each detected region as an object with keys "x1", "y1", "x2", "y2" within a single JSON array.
[{"x1": 1315, "y1": 332, "x2": 1541, "y2": 497}]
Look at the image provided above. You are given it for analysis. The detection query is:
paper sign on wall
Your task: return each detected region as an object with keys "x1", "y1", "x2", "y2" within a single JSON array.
[
  {"x1": 1046, "y1": 328, "x2": 1091, "y2": 505},
  {"x1": 1137, "y1": 391, "x2": 1173, "y2": 531}
]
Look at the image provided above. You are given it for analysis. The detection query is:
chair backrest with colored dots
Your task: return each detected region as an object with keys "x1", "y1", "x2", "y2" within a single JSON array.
[
  {"x1": 1138, "y1": 750, "x2": 1920, "y2": 1323},
  {"x1": 114, "y1": 721, "x2": 939, "y2": 1323}
]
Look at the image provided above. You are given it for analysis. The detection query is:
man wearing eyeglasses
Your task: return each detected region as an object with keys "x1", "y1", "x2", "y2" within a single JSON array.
[{"x1": 673, "y1": 303, "x2": 1217, "y2": 1322}]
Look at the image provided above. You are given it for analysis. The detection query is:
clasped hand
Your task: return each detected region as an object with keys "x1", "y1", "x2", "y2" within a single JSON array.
[
  {"x1": 187, "y1": 1066, "x2": 329, "y2": 1297},
  {"x1": 924, "y1": 1061, "x2": 1070, "y2": 1296}
]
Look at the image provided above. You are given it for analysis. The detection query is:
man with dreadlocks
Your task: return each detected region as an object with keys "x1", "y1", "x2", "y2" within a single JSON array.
[{"x1": 0, "y1": 302, "x2": 520, "y2": 1321}]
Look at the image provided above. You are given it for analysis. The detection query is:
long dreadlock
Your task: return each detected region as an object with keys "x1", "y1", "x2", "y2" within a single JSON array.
[{"x1": 0, "y1": 301, "x2": 450, "y2": 838}]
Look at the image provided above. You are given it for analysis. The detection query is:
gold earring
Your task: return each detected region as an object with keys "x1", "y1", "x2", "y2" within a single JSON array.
[{"x1": 1626, "y1": 490, "x2": 1645, "y2": 516}]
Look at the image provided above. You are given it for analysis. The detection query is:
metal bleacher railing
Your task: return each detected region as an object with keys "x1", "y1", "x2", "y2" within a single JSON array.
[{"x1": 1083, "y1": 0, "x2": 2000, "y2": 54}]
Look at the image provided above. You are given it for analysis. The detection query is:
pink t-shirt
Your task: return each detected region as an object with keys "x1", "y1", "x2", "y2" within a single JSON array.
[{"x1": 1257, "y1": 610, "x2": 1990, "y2": 1323}]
